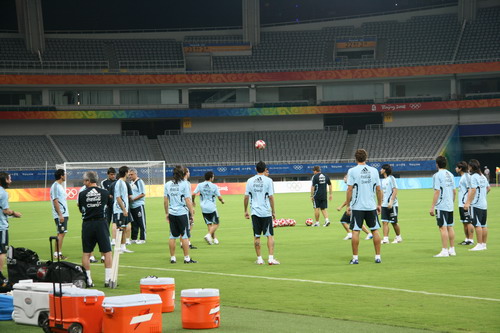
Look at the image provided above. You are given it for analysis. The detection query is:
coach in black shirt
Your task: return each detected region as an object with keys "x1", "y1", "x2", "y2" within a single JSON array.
[{"x1": 78, "y1": 171, "x2": 112, "y2": 288}]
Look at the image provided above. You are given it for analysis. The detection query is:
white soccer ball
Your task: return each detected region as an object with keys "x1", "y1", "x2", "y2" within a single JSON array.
[{"x1": 255, "y1": 140, "x2": 266, "y2": 150}]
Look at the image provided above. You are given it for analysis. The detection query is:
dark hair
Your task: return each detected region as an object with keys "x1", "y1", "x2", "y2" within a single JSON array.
[
  {"x1": 436, "y1": 156, "x2": 447, "y2": 169},
  {"x1": 355, "y1": 149, "x2": 367, "y2": 162},
  {"x1": 83, "y1": 171, "x2": 98, "y2": 184},
  {"x1": 118, "y1": 166, "x2": 129, "y2": 178},
  {"x1": 256, "y1": 161, "x2": 267, "y2": 173},
  {"x1": 54, "y1": 169, "x2": 65, "y2": 180},
  {"x1": 313, "y1": 166, "x2": 321, "y2": 172},
  {"x1": 381, "y1": 164, "x2": 392, "y2": 175},
  {"x1": 172, "y1": 165, "x2": 184, "y2": 183},
  {"x1": 468, "y1": 159, "x2": 481, "y2": 175},
  {"x1": 107, "y1": 167, "x2": 116, "y2": 175},
  {"x1": 204, "y1": 171, "x2": 214, "y2": 181},
  {"x1": 456, "y1": 161, "x2": 468, "y2": 173},
  {"x1": 0, "y1": 172, "x2": 10, "y2": 188}
]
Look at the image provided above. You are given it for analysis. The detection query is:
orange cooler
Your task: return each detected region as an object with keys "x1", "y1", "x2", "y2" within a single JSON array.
[
  {"x1": 48, "y1": 287, "x2": 105, "y2": 333},
  {"x1": 102, "y1": 293, "x2": 162, "y2": 333},
  {"x1": 181, "y1": 288, "x2": 220, "y2": 329},
  {"x1": 140, "y1": 277, "x2": 175, "y2": 313}
]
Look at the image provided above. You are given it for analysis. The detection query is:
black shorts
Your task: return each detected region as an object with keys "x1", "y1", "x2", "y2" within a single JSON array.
[
  {"x1": 113, "y1": 213, "x2": 131, "y2": 227},
  {"x1": 459, "y1": 207, "x2": 471, "y2": 223},
  {"x1": 82, "y1": 219, "x2": 111, "y2": 253},
  {"x1": 251, "y1": 215, "x2": 274, "y2": 237},
  {"x1": 130, "y1": 206, "x2": 146, "y2": 227},
  {"x1": 381, "y1": 206, "x2": 398, "y2": 223},
  {"x1": 470, "y1": 207, "x2": 487, "y2": 227},
  {"x1": 0, "y1": 230, "x2": 8, "y2": 254},
  {"x1": 340, "y1": 212, "x2": 350, "y2": 224},
  {"x1": 313, "y1": 198, "x2": 328, "y2": 210},
  {"x1": 349, "y1": 210, "x2": 380, "y2": 231},
  {"x1": 435, "y1": 210, "x2": 454, "y2": 227},
  {"x1": 169, "y1": 214, "x2": 190, "y2": 239},
  {"x1": 54, "y1": 217, "x2": 68, "y2": 234},
  {"x1": 203, "y1": 212, "x2": 219, "y2": 225}
]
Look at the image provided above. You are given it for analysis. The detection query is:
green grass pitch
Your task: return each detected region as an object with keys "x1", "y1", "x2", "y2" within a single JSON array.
[{"x1": 1, "y1": 188, "x2": 499, "y2": 332}]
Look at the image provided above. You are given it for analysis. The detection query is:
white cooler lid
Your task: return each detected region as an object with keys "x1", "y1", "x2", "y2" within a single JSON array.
[
  {"x1": 140, "y1": 277, "x2": 175, "y2": 285},
  {"x1": 14, "y1": 282, "x2": 74, "y2": 292},
  {"x1": 181, "y1": 288, "x2": 219, "y2": 298},
  {"x1": 103, "y1": 293, "x2": 161, "y2": 307},
  {"x1": 49, "y1": 286, "x2": 104, "y2": 297}
]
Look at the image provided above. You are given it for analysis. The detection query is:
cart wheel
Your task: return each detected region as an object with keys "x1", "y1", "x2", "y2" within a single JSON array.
[
  {"x1": 38, "y1": 311, "x2": 49, "y2": 330},
  {"x1": 67, "y1": 323, "x2": 83, "y2": 333},
  {"x1": 73, "y1": 278, "x2": 86, "y2": 288}
]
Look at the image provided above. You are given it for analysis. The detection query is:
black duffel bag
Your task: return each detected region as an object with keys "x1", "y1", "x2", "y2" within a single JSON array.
[
  {"x1": 6, "y1": 246, "x2": 47, "y2": 285},
  {"x1": 43, "y1": 261, "x2": 88, "y2": 288}
]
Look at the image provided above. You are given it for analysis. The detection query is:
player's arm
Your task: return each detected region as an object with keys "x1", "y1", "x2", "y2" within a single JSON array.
[
  {"x1": 328, "y1": 183, "x2": 333, "y2": 201},
  {"x1": 163, "y1": 196, "x2": 169, "y2": 221},
  {"x1": 345, "y1": 185, "x2": 353, "y2": 215},
  {"x1": 132, "y1": 183, "x2": 145, "y2": 202},
  {"x1": 452, "y1": 188, "x2": 456, "y2": 203},
  {"x1": 310, "y1": 185, "x2": 315, "y2": 201},
  {"x1": 53, "y1": 198, "x2": 64, "y2": 222},
  {"x1": 191, "y1": 193, "x2": 196, "y2": 207},
  {"x1": 243, "y1": 195, "x2": 250, "y2": 219},
  {"x1": 487, "y1": 185, "x2": 491, "y2": 194},
  {"x1": 376, "y1": 185, "x2": 382, "y2": 214},
  {"x1": 116, "y1": 196, "x2": 127, "y2": 216},
  {"x1": 388, "y1": 187, "x2": 398, "y2": 209},
  {"x1": 2, "y1": 207, "x2": 21, "y2": 218},
  {"x1": 429, "y1": 189, "x2": 440, "y2": 216},
  {"x1": 463, "y1": 188, "x2": 475, "y2": 211},
  {"x1": 218, "y1": 195, "x2": 225, "y2": 204},
  {"x1": 337, "y1": 200, "x2": 347, "y2": 211},
  {"x1": 185, "y1": 197, "x2": 194, "y2": 222},
  {"x1": 269, "y1": 195, "x2": 276, "y2": 219}
]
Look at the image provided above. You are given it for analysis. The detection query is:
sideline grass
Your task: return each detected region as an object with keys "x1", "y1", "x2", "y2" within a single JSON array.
[{"x1": 1, "y1": 189, "x2": 499, "y2": 332}]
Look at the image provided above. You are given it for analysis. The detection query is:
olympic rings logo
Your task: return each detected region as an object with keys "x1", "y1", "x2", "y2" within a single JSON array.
[
  {"x1": 371, "y1": 163, "x2": 381, "y2": 168},
  {"x1": 217, "y1": 167, "x2": 227, "y2": 172},
  {"x1": 66, "y1": 188, "x2": 78, "y2": 198},
  {"x1": 292, "y1": 165, "x2": 303, "y2": 170},
  {"x1": 409, "y1": 103, "x2": 421, "y2": 109}
]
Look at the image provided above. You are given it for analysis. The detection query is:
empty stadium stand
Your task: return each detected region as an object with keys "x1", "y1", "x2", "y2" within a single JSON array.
[{"x1": 0, "y1": 135, "x2": 62, "y2": 168}]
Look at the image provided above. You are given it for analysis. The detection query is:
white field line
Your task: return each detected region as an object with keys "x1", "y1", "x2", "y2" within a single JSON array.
[{"x1": 122, "y1": 265, "x2": 500, "y2": 303}]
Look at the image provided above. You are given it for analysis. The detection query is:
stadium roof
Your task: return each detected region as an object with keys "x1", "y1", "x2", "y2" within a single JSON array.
[{"x1": 0, "y1": 0, "x2": 458, "y2": 32}]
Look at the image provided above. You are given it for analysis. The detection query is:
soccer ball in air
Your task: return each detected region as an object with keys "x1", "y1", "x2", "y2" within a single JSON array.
[
  {"x1": 255, "y1": 140, "x2": 266, "y2": 150},
  {"x1": 305, "y1": 218, "x2": 314, "y2": 226}
]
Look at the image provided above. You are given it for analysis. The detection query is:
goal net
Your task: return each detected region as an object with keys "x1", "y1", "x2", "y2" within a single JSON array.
[{"x1": 56, "y1": 161, "x2": 165, "y2": 199}]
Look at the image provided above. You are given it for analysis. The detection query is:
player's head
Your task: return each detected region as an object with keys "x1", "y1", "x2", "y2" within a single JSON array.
[
  {"x1": 0, "y1": 172, "x2": 11, "y2": 188},
  {"x1": 381, "y1": 164, "x2": 392, "y2": 176},
  {"x1": 312, "y1": 165, "x2": 321, "y2": 173},
  {"x1": 107, "y1": 167, "x2": 116, "y2": 180},
  {"x1": 183, "y1": 167, "x2": 190, "y2": 179},
  {"x1": 436, "y1": 156, "x2": 447, "y2": 169},
  {"x1": 55, "y1": 169, "x2": 65, "y2": 181},
  {"x1": 256, "y1": 161, "x2": 266, "y2": 173},
  {"x1": 455, "y1": 161, "x2": 468, "y2": 174},
  {"x1": 118, "y1": 166, "x2": 129, "y2": 178},
  {"x1": 204, "y1": 171, "x2": 214, "y2": 181},
  {"x1": 264, "y1": 168, "x2": 270, "y2": 177},
  {"x1": 354, "y1": 149, "x2": 367, "y2": 163},
  {"x1": 468, "y1": 159, "x2": 481, "y2": 175},
  {"x1": 83, "y1": 171, "x2": 98, "y2": 185},
  {"x1": 128, "y1": 168, "x2": 138, "y2": 180},
  {"x1": 172, "y1": 165, "x2": 184, "y2": 183}
]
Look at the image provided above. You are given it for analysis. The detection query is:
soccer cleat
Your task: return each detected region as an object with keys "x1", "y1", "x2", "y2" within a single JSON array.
[
  {"x1": 392, "y1": 237, "x2": 403, "y2": 244},
  {"x1": 130, "y1": 240, "x2": 137, "y2": 244},
  {"x1": 170, "y1": 259, "x2": 176, "y2": 264},
  {"x1": 204, "y1": 234, "x2": 214, "y2": 245},
  {"x1": 121, "y1": 248, "x2": 134, "y2": 253},
  {"x1": 458, "y1": 240, "x2": 469, "y2": 245},
  {"x1": 375, "y1": 258, "x2": 382, "y2": 263},
  {"x1": 448, "y1": 250, "x2": 457, "y2": 256},
  {"x1": 268, "y1": 258, "x2": 280, "y2": 265},
  {"x1": 312, "y1": 222, "x2": 320, "y2": 227},
  {"x1": 469, "y1": 244, "x2": 484, "y2": 251},
  {"x1": 255, "y1": 258, "x2": 264, "y2": 265},
  {"x1": 111, "y1": 240, "x2": 115, "y2": 246},
  {"x1": 184, "y1": 259, "x2": 197, "y2": 264},
  {"x1": 100, "y1": 256, "x2": 105, "y2": 263},
  {"x1": 381, "y1": 239, "x2": 389, "y2": 244},
  {"x1": 89, "y1": 257, "x2": 98, "y2": 263},
  {"x1": 189, "y1": 244, "x2": 197, "y2": 249},
  {"x1": 135, "y1": 240, "x2": 146, "y2": 244},
  {"x1": 54, "y1": 254, "x2": 68, "y2": 260},
  {"x1": 433, "y1": 251, "x2": 449, "y2": 257},
  {"x1": 349, "y1": 259, "x2": 359, "y2": 264},
  {"x1": 213, "y1": 238, "x2": 219, "y2": 245},
  {"x1": 343, "y1": 234, "x2": 352, "y2": 240},
  {"x1": 87, "y1": 283, "x2": 95, "y2": 288},
  {"x1": 365, "y1": 234, "x2": 373, "y2": 240},
  {"x1": 323, "y1": 221, "x2": 330, "y2": 227},
  {"x1": 125, "y1": 240, "x2": 131, "y2": 245}
]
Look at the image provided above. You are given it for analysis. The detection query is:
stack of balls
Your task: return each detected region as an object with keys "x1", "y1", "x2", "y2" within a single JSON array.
[{"x1": 272, "y1": 218, "x2": 296, "y2": 227}]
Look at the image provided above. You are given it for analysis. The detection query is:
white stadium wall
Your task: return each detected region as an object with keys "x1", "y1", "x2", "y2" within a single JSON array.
[
  {"x1": 184, "y1": 115, "x2": 324, "y2": 133},
  {"x1": 1, "y1": 119, "x2": 122, "y2": 135}
]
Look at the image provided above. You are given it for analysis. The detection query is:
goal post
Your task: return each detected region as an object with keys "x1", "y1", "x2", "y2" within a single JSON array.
[{"x1": 56, "y1": 161, "x2": 166, "y2": 198}]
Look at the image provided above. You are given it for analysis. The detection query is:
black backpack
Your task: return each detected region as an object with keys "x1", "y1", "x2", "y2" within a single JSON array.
[
  {"x1": 43, "y1": 261, "x2": 88, "y2": 288},
  {"x1": 6, "y1": 246, "x2": 46, "y2": 284}
]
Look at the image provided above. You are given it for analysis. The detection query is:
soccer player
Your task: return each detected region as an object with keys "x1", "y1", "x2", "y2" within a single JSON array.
[
  {"x1": 129, "y1": 168, "x2": 147, "y2": 244},
  {"x1": 182, "y1": 167, "x2": 196, "y2": 250},
  {"x1": 337, "y1": 174, "x2": 373, "y2": 240},
  {"x1": 346, "y1": 149, "x2": 382, "y2": 264},
  {"x1": 464, "y1": 159, "x2": 490, "y2": 251},
  {"x1": 310, "y1": 166, "x2": 332, "y2": 227},
  {"x1": 380, "y1": 164, "x2": 402, "y2": 244},
  {"x1": 193, "y1": 171, "x2": 225, "y2": 245},
  {"x1": 0, "y1": 172, "x2": 22, "y2": 285},
  {"x1": 455, "y1": 161, "x2": 474, "y2": 245},
  {"x1": 101, "y1": 167, "x2": 116, "y2": 226},
  {"x1": 78, "y1": 171, "x2": 112, "y2": 287},
  {"x1": 50, "y1": 169, "x2": 69, "y2": 260},
  {"x1": 244, "y1": 161, "x2": 279, "y2": 265},
  {"x1": 164, "y1": 165, "x2": 196, "y2": 264},
  {"x1": 113, "y1": 166, "x2": 133, "y2": 254},
  {"x1": 429, "y1": 156, "x2": 456, "y2": 257}
]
